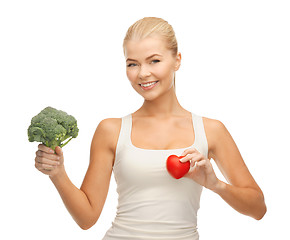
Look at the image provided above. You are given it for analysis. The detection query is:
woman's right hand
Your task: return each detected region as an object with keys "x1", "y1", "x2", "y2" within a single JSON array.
[{"x1": 35, "y1": 144, "x2": 65, "y2": 177}]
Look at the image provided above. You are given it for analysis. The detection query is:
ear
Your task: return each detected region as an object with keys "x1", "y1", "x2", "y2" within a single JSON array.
[{"x1": 174, "y1": 52, "x2": 182, "y2": 71}]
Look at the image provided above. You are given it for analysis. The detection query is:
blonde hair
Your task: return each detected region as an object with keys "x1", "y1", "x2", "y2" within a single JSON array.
[{"x1": 123, "y1": 17, "x2": 178, "y2": 91}]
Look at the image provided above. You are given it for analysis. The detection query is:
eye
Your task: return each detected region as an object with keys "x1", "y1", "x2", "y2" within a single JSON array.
[
  {"x1": 151, "y1": 59, "x2": 160, "y2": 64},
  {"x1": 127, "y1": 63, "x2": 137, "y2": 67}
]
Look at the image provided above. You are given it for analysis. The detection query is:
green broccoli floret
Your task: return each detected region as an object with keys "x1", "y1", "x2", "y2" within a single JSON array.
[{"x1": 28, "y1": 106, "x2": 79, "y2": 150}]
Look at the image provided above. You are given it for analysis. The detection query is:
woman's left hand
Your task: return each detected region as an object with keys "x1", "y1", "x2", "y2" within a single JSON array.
[{"x1": 180, "y1": 147, "x2": 220, "y2": 191}]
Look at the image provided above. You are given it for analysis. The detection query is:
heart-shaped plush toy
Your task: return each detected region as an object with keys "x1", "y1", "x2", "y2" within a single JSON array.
[{"x1": 166, "y1": 155, "x2": 190, "y2": 179}]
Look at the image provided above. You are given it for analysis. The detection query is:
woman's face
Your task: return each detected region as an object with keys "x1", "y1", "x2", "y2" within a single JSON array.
[{"x1": 124, "y1": 36, "x2": 181, "y2": 101}]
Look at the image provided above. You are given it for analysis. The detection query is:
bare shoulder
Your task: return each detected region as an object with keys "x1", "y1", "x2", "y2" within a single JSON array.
[
  {"x1": 201, "y1": 116, "x2": 227, "y2": 160},
  {"x1": 93, "y1": 117, "x2": 122, "y2": 154}
]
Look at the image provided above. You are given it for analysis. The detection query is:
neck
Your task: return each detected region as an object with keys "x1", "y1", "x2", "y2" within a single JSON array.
[{"x1": 139, "y1": 87, "x2": 185, "y2": 118}]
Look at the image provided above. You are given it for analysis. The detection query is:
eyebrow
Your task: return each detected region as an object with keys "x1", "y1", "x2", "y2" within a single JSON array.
[{"x1": 126, "y1": 54, "x2": 162, "y2": 62}]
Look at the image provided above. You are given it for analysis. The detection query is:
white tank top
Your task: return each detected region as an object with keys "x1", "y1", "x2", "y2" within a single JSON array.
[{"x1": 102, "y1": 112, "x2": 208, "y2": 240}]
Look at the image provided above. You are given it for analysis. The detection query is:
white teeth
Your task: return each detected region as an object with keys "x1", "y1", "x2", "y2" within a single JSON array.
[{"x1": 141, "y1": 81, "x2": 157, "y2": 87}]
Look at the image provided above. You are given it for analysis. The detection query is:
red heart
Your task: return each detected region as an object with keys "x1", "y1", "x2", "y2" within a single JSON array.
[{"x1": 166, "y1": 155, "x2": 190, "y2": 179}]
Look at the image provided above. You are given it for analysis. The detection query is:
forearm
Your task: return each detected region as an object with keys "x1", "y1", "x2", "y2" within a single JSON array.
[
  {"x1": 49, "y1": 168, "x2": 97, "y2": 229},
  {"x1": 212, "y1": 180, "x2": 267, "y2": 220}
]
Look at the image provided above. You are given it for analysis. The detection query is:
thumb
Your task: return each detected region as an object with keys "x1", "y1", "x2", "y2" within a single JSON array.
[{"x1": 55, "y1": 146, "x2": 63, "y2": 156}]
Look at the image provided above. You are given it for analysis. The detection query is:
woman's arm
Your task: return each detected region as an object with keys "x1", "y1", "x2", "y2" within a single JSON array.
[
  {"x1": 36, "y1": 118, "x2": 119, "y2": 229},
  {"x1": 206, "y1": 118, "x2": 267, "y2": 220}
]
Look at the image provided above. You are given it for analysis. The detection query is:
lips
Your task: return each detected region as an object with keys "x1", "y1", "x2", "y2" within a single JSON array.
[
  {"x1": 139, "y1": 81, "x2": 159, "y2": 90},
  {"x1": 139, "y1": 80, "x2": 159, "y2": 86}
]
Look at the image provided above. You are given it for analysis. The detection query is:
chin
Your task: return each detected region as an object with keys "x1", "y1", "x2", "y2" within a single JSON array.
[{"x1": 142, "y1": 91, "x2": 164, "y2": 102}]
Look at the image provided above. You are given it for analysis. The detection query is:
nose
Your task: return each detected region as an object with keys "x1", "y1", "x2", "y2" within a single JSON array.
[{"x1": 138, "y1": 65, "x2": 151, "y2": 79}]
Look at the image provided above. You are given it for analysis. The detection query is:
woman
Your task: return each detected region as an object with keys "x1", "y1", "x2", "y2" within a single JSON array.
[{"x1": 35, "y1": 17, "x2": 267, "y2": 239}]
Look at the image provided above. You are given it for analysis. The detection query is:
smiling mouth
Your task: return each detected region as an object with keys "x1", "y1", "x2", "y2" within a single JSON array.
[{"x1": 139, "y1": 81, "x2": 159, "y2": 87}]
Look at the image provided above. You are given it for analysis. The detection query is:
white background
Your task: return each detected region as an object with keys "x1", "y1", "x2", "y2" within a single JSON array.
[{"x1": 1, "y1": 0, "x2": 289, "y2": 239}]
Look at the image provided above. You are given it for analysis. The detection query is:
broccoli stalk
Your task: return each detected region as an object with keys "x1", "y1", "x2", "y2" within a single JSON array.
[{"x1": 28, "y1": 106, "x2": 79, "y2": 151}]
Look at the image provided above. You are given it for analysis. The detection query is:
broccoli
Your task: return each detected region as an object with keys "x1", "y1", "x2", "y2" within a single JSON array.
[{"x1": 28, "y1": 106, "x2": 79, "y2": 150}]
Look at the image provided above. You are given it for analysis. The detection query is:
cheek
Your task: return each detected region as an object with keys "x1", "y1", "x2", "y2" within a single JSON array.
[
  {"x1": 126, "y1": 69, "x2": 137, "y2": 81},
  {"x1": 155, "y1": 65, "x2": 174, "y2": 79}
]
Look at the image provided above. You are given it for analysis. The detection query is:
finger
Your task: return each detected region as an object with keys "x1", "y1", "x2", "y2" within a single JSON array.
[
  {"x1": 35, "y1": 160, "x2": 53, "y2": 169},
  {"x1": 38, "y1": 144, "x2": 55, "y2": 154},
  {"x1": 181, "y1": 147, "x2": 197, "y2": 156},
  {"x1": 181, "y1": 147, "x2": 201, "y2": 158},
  {"x1": 35, "y1": 161, "x2": 54, "y2": 171},
  {"x1": 190, "y1": 154, "x2": 205, "y2": 167},
  {"x1": 36, "y1": 150, "x2": 60, "y2": 161},
  {"x1": 35, "y1": 156, "x2": 60, "y2": 166},
  {"x1": 179, "y1": 152, "x2": 198, "y2": 163},
  {"x1": 37, "y1": 166, "x2": 52, "y2": 175},
  {"x1": 194, "y1": 159, "x2": 207, "y2": 168}
]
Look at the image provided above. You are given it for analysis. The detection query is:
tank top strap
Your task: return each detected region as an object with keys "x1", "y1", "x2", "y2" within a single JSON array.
[
  {"x1": 191, "y1": 112, "x2": 208, "y2": 158},
  {"x1": 115, "y1": 114, "x2": 131, "y2": 154}
]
